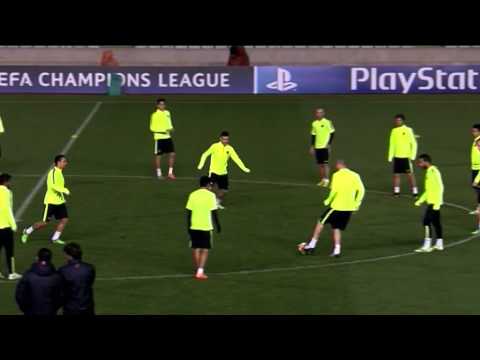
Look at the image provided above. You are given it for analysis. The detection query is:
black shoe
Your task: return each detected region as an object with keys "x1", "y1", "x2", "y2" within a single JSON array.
[
  {"x1": 393, "y1": 193, "x2": 400, "y2": 197},
  {"x1": 329, "y1": 253, "x2": 341, "y2": 258},
  {"x1": 412, "y1": 193, "x2": 419, "y2": 199},
  {"x1": 301, "y1": 247, "x2": 314, "y2": 255}
]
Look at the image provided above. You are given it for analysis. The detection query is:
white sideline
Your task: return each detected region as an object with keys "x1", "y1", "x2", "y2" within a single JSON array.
[
  {"x1": 1, "y1": 174, "x2": 476, "y2": 283},
  {"x1": 14, "y1": 102, "x2": 102, "y2": 221}
]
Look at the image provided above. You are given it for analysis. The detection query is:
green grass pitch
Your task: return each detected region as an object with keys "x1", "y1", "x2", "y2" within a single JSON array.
[{"x1": 0, "y1": 94, "x2": 479, "y2": 314}]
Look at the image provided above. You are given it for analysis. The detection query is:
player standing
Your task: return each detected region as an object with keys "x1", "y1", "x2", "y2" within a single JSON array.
[
  {"x1": 197, "y1": 131, "x2": 250, "y2": 209},
  {"x1": 469, "y1": 124, "x2": 480, "y2": 234},
  {"x1": 414, "y1": 154, "x2": 445, "y2": 252},
  {"x1": 388, "y1": 114, "x2": 418, "y2": 197},
  {"x1": 21, "y1": 155, "x2": 70, "y2": 245},
  {"x1": 309, "y1": 109, "x2": 335, "y2": 187},
  {"x1": 186, "y1": 176, "x2": 221, "y2": 280},
  {"x1": 150, "y1": 98, "x2": 176, "y2": 180},
  {"x1": 0, "y1": 173, "x2": 22, "y2": 280},
  {"x1": 298, "y1": 160, "x2": 365, "y2": 257}
]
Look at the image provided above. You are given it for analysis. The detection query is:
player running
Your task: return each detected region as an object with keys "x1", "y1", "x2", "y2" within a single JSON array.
[
  {"x1": 298, "y1": 159, "x2": 365, "y2": 257},
  {"x1": 414, "y1": 154, "x2": 445, "y2": 252},
  {"x1": 309, "y1": 108, "x2": 335, "y2": 187},
  {"x1": 21, "y1": 155, "x2": 70, "y2": 245},
  {"x1": 388, "y1": 114, "x2": 418, "y2": 197},
  {"x1": 197, "y1": 131, "x2": 250, "y2": 209},
  {"x1": 150, "y1": 98, "x2": 176, "y2": 180}
]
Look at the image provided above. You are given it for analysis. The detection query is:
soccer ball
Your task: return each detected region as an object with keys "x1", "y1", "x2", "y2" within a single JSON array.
[{"x1": 297, "y1": 242, "x2": 307, "y2": 253}]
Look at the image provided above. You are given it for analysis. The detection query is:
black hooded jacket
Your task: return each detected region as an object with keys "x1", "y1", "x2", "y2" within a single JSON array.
[{"x1": 15, "y1": 261, "x2": 63, "y2": 316}]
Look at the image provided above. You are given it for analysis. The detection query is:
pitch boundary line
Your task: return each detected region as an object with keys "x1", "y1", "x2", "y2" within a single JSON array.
[
  {"x1": 3, "y1": 173, "x2": 476, "y2": 283},
  {"x1": 14, "y1": 102, "x2": 102, "y2": 221}
]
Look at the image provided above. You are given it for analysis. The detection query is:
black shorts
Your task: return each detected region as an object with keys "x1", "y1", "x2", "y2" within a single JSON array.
[
  {"x1": 393, "y1": 157, "x2": 413, "y2": 174},
  {"x1": 42, "y1": 204, "x2": 68, "y2": 222},
  {"x1": 210, "y1": 173, "x2": 229, "y2": 191},
  {"x1": 0, "y1": 227, "x2": 14, "y2": 247},
  {"x1": 154, "y1": 138, "x2": 175, "y2": 155},
  {"x1": 189, "y1": 230, "x2": 212, "y2": 249},
  {"x1": 315, "y1": 148, "x2": 329, "y2": 164},
  {"x1": 423, "y1": 205, "x2": 441, "y2": 226},
  {"x1": 472, "y1": 170, "x2": 480, "y2": 203},
  {"x1": 319, "y1": 208, "x2": 352, "y2": 231}
]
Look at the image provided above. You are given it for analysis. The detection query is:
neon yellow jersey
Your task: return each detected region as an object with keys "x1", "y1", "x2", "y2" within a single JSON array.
[
  {"x1": 311, "y1": 118, "x2": 335, "y2": 149},
  {"x1": 43, "y1": 167, "x2": 69, "y2": 205},
  {"x1": 197, "y1": 142, "x2": 249, "y2": 176},
  {"x1": 471, "y1": 136, "x2": 480, "y2": 170},
  {"x1": 388, "y1": 125, "x2": 417, "y2": 161},
  {"x1": 0, "y1": 185, "x2": 16, "y2": 231},
  {"x1": 150, "y1": 110, "x2": 173, "y2": 140},
  {"x1": 324, "y1": 168, "x2": 365, "y2": 211},
  {"x1": 416, "y1": 165, "x2": 444, "y2": 210},
  {"x1": 186, "y1": 188, "x2": 217, "y2": 231}
]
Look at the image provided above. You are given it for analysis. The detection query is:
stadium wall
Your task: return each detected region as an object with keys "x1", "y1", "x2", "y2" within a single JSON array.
[{"x1": 1, "y1": 47, "x2": 480, "y2": 66}]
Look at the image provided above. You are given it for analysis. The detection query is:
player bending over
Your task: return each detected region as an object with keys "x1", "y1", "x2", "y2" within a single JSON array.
[{"x1": 298, "y1": 159, "x2": 365, "y2": 257}]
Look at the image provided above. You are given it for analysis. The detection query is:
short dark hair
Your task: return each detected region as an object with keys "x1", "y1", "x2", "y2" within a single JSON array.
[
  {"x1": 220, "y1": 131, "x2": 229, "y2": 137},
  {"x1": 199, "y1": 176, "x2": 212, "y2": 187},
  {"x1": 0, "y1": 173, "x2": 12, "y2": 185},
  {"x1": 54, "y1": 154, "x2": 66, "y2": 164},
  {"x1": 156, "y1": 98, "x2": 166, "y2": 105},
  {"x1": 38, "y1": 248, "x2": 52, "y2": 263},
  {"x1": 473, "y1": 124, "x2": 480, "y2": 131},
  {"x1": 395, "y1": 114, "x2": 405, "y2": 120},
  {"x1": 64, "y1": 242, "x2": 82, "y2": 260},
  {"x1": 418, "y1": 153, "x2": 432, "y2": 163}
]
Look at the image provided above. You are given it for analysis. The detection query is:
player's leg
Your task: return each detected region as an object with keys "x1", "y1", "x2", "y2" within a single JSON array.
[
  {"x1": 0, "y1": 234, "x2": 5, "y2": 278},
  {"x1": 301, "y1": 209, "x2": 332, "y2": 253},
  {"x1": 406, "y1": 161, "x2": 418, "y2": 197},
  {"x1": 432, "y1": 210, "x2": 444, "y2": 250},
  {"x1": 51, "y1": 218, "x2": 68, "y2": 244},
  {"x1": 194, "y1": 231, "x2": 210, "y2": 280},
  {"x1": 50, "y1": 205, "x2": 68, "y2": 244},
  {"x1": 192, "y1": 249, "x2": 200, "y2": 270},
  {"x1": 416, "y1": 206, "x2": 434, "y2": 252},
  {"x1": 213, "y1": 175, "x2": 228, "y2": 209},
  {"x1": 167, "y1": 152, "x2": 176, "y2": 179},
  {"x1": 154, "y1": 141, "x2": 162, "y2": 178},
  {"x1": 21, "y1": 205, "x2": 51, "y2": 243},
  {"x1": 4, "y1": 229, "x2": 20, "y2": 279},
  {"x1": 331, "y1": 229, "x2": 342, "y2": 257},
  {"x1": 167, "y1": 139, "x2": 176, "y2": 179},
  {"x1": 393, "y1": 174, "x2": 401, "y2": 196}
]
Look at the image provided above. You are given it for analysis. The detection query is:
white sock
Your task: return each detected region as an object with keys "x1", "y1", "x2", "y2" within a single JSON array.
[
  {"x1": 394, "y1": 186, "x2": 400, "y2": 194},
  {"x1": 436, "y1": 238, "x2": 443, "y2": 247},
  {"x1": 51, "y1": 231, "x2": 62, "y2": 241},
  {"x1": 216, "y1": 198, "x2": 222, "y2": 205},
  {"x1": 197, "y1": 268, "x2": 204, "y2": 275},
  {"x1": 168, "y1": 167, "x2": 173, "y2": 175},
  {"x1": 305, "y1": 238, "x2": 317, "y2": 249},
  {"x1": 412, "y1": 187, "x2": 418, "y2": 195},
  {"x1": 156, "y1": 168, "x2": 162, "y2": 177},
  {"x1": 333, "y1": 244, "x2": 341, "y2": 255},
  {"x1": 26, "y1": 226, "x2": 34, "y2": 235},
  {"x1": 423, "y1": 238, "x2": 432, "y2": 248}
]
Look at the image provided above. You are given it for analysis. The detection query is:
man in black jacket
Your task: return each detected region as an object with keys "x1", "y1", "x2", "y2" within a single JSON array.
[
  {"x1": 58, "y1": 242, "x2": 96, "y2": 316},
  {"x1": 15, "y1": 248, "x2": 63, "y2": 316}
]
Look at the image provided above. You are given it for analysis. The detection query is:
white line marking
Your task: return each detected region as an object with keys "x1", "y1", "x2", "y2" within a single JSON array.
[
  {"x1": 14, "y1": 102, "x2": 102, "y2": 220},
  {"x1": 2, "y1": 173, "x2": 475, "y2": 284}
]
